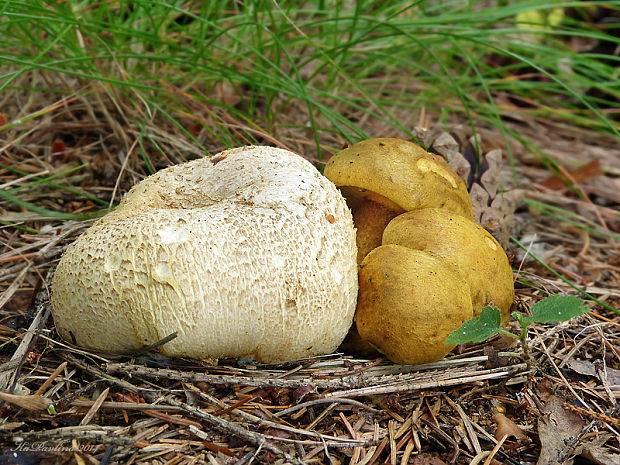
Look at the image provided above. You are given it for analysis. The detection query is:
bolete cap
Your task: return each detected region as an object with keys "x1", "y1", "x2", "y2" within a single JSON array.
[
  {"x1": 383, "y1": 208, "x2": 514, "y2": 323},
  {"x1": 356, "y1": 244, "x2": 474, "y2": 365},
  {"x1": 324, "y1": 138, "x2": 474, "y2": 218},
  {"x1": 324, "y1": 138, "x2": 473, "y2": 262}
]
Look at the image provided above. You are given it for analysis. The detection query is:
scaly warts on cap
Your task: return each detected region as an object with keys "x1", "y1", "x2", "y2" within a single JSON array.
[{"x1": 51, "y1": 146, "x2": 359, "y2": 364}]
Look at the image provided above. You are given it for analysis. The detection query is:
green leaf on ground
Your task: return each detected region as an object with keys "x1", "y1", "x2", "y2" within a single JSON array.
[
  {"x1": 445, "y1": 306, "x2": 501, "y2": 345},
  {"x1": 522, "y1": 295, "x2": 589, "y2": 324}
]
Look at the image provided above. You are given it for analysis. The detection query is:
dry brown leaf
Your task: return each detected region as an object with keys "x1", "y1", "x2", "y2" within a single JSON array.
[
  {"x1": 566, "y1": 359, "x2": 620, "y2": 392},
  {"x1": 492, "y1": 410, "x2": 527, "y2": 442},
  {"x1": 577, "y1": 435, "x2": 620, "y2": 465},
  {"x1": 541, "y1": 160, "x2": 603, "y2": 190},
  {"x1": 537, "y1": 394, "x2": 585, "y2": 465}
]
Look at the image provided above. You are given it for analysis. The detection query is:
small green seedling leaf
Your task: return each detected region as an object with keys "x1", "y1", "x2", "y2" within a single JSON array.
[
  {"x1": 445, "y1": 306, "x2": 502, "y2": 345},
  {"x1": 522, "y1": 295, "x2": 589, "y2": 325}
]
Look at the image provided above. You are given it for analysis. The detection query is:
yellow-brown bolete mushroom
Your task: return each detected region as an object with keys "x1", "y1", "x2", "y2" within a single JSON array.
[
  {"x1": 324, "y1": 138, "x2": 474, "y2": 263},
  {"x1": 326, "y1": 137, "x2": 515, "y2": 365},
  {"x1": 356, "y1": 245, "x2": 474, "y2": 365},
  {"x1": 354, "y1": 209, "x2": 515, "y2": 364},
  {"x1": 383, "y1": 208, "x2": 515, "y2": 324},
  {"x1": 51, "y1": 146, "x2": 359, "y2": 364}
]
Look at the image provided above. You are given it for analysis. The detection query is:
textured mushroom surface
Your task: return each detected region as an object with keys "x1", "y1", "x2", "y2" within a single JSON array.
[
  {"x1": 325, "y1": 137, "x2": 515, "y2": 364},
  {"x1": 356, "y1": 245, "x2": 473, "y2": 365},
  {"x1": 51, "y1": 146, "x2": 358, "y2": 363},
  {"x1": 324, "y1": 138, "x2": 474, "y2": 263},
  {"x1": 383, "y1": 208, "x2": 515, "y2": 323},
  {"x1": 324, "y1": 138, "x2": 473, "y2": 216}
]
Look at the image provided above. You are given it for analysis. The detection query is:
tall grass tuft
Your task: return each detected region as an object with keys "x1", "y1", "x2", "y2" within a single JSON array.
[{"x1": 1, "y1": 1, "x2": 618, "y2": 220}]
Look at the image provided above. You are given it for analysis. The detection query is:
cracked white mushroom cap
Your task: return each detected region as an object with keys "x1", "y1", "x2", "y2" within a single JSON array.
[{"x1": 51, "y1": 146, "x2": 358, "y2": 363}]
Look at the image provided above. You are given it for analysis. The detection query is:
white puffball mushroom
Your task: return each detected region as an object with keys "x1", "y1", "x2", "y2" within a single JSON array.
[{"x1": 51, "y1": 146, "x2": 359, "y2": 364}]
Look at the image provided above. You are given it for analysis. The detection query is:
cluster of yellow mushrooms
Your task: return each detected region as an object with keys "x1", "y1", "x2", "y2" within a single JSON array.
[
  {"x1": 51, "y1": 139, "x2": 514, "y2": 365},
  {"x1": 324, "y1": 138, "x2": 514, "y2": 365}
]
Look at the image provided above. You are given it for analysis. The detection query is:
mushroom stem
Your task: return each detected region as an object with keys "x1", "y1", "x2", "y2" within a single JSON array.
[{"x1": 352, "y1": 201, "x2": 402, "y2": 263}]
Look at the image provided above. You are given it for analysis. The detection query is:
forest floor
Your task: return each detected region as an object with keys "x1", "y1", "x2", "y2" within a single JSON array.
[{"x1": 0, "y1": 81, "x2": 618, "y2": 465}]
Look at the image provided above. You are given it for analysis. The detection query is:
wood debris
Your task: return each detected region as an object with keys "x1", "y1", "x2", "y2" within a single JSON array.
[{"x1": 0, "y1": 80, "x2": 618, "y2": 464}]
